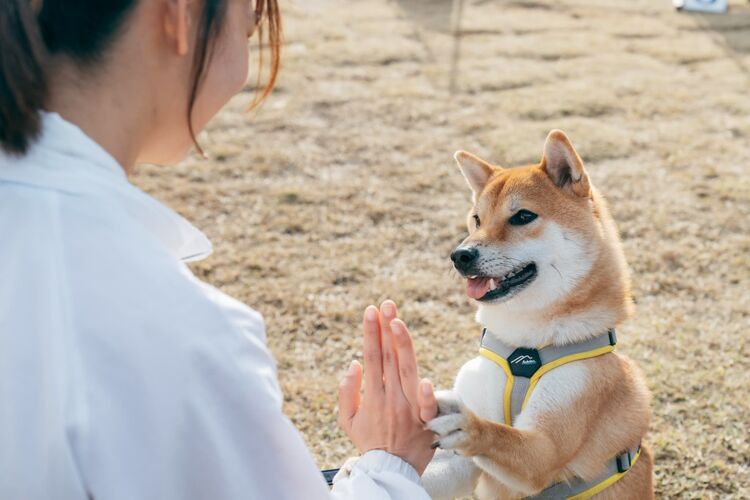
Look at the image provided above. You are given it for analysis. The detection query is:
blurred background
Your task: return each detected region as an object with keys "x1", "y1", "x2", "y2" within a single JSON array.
[{"x1": 134, "y1": 0, "x2": 749, "y2": 497}]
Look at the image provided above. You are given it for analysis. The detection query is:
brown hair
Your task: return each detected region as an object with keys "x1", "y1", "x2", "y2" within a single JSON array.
[
  {"x1": 0, "y1": 0, "x2": 282, "y2": 156},
  {"x1": 188, "y1": 0, "x2": 282, "y2": 154},
  {"x1": 0, "y1": 0, "x2": 50, "y2": 155}
]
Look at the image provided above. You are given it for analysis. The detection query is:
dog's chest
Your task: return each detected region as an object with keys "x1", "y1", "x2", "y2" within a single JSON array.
[
  {"x1": 453, "y1": 354, "x2": 590, "y2": 426},
  {"x1": 453, "y1": 355, "x2": 508, "y2": 423}
]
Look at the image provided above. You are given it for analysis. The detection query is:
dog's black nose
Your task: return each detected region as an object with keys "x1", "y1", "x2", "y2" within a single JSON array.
[{"x1": 451, "y1": 247, "x2": 479, "y2": 273}]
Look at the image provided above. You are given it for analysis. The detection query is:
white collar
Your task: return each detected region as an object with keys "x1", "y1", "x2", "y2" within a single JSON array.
[{"x1": 0, "y1": 112, "x2": 213, "y2": 262}]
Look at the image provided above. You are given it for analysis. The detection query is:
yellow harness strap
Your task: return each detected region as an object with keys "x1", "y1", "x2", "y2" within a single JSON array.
[
  {"x1": 478, "y1": 328, "x2": 639, "y2": 500},
  {"x1": 478, "y1": 344, "x2": 615, "y2": 426},
  {"x1": 567, "y1": 448, "x2": 642, "y2": 500}
]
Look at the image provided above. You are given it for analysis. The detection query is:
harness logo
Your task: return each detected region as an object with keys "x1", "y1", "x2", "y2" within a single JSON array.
[
  {"x1": 507, "y1": 348, "x2": 542, "y2": 377},
  {"x1": 510, "y1": 354, "x2": 537, "y2": 365}
]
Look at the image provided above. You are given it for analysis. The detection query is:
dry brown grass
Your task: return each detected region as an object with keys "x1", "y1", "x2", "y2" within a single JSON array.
[{"x1": 133, "y1": 0, "x2": 750, "y2": 497}]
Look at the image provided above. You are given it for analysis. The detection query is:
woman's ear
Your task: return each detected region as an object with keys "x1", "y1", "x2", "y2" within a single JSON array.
[{"x1": 163, "y1": 0, "x2": 189, "y2": 56}]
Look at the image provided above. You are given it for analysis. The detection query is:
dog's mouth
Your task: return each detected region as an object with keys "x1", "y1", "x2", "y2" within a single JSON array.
[{"x1": 465, "y1": 263, "x2": 538, "y2": 302}]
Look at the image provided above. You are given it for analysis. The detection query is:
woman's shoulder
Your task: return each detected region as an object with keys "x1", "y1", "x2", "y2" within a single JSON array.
[
  {"x1": 69, "y1": 233, "x2": 283, "y2": 411},
  {"x1": 1, "y1": 152, "x2": 280, "y2": 401},
  {"x1": 66, "y1": 223, "x2": 272, "y2": 372}
]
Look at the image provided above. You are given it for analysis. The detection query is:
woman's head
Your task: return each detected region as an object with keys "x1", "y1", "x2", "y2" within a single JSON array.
[{"x1": 0, "y1": 0, "x2": 281, "y2": 163}]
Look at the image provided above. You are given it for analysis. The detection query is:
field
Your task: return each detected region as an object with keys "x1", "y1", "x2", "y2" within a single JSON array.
[{"x1": 133, "y1": 0, "x2": 750, "y2": 497}]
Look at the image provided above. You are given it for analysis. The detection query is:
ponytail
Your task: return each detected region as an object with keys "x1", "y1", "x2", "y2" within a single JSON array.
[
  {"x1": 0, "y1": 0, "x2": 282, "y2": 158},
  {"x1": 0, "y1": 0, "x2": 48, "y2": 156}
]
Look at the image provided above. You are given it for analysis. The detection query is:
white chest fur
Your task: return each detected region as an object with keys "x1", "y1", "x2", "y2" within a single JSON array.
[
  {"x1": 453, "y1": 355, "x2": 508, "y2": 423},
  {"x1": 453, "y1": 353, "x2": 590, "y2": 428},
  {"x1": 446, "y1": 354, "x2": 591, "y2": 497}
]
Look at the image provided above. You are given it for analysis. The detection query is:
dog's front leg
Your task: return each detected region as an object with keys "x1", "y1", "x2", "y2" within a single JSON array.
[
  {"x1": 421, "y1": 448, "x2": 480, "y2": 500},
  {"x1": 427, "y1": 393, "x2": 565, "y2": 496},
  {"x1": 421, "y1": 390, "x2": 481, "y2": 499}
]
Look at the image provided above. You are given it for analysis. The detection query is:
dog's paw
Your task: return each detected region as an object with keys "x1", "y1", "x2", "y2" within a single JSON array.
[
  {"x1": 429, "y1": 416, "x2": 470, "y2": 451},
  {"x1": 427, "y1": 390, "x2": 489, "y2": 455},
  {"x1": 435, "y1": 389, "x2": 462, "y2": 417},
  {"x1": 428, "y1": 391, "x2": 472, "y2": 452},
  {"x1": 332, "y1": 456, "x2": 359, "y2": 484}
]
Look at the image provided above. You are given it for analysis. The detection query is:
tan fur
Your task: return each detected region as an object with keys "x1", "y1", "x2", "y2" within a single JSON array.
[
  {"x1": 437, "y1": 131, "x2": 653, "y2": 499},
  {"x1": 465, "y1": 161, "x2": 632, "y2": 327},
  {"x1": 451, "y1": 355, "x2": 652, "y2": 499}
]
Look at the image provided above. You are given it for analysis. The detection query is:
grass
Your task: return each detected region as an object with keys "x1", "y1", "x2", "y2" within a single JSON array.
[{"x1": 133, "y1": 0, "x2": 750, "y2": 497}]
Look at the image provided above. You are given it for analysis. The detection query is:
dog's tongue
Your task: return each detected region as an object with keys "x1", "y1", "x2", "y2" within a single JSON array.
[{"x1": 466, "y1": 277, "x2": 491, "y2": 299}]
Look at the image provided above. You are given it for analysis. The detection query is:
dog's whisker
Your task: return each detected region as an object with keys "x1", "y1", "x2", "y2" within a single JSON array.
[{"x1": 551, "y1": 263, "x2": 564, "y2": 283}]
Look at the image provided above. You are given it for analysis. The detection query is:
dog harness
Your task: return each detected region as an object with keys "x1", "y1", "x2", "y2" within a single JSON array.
[{"x1": 479, "y1": 328, "x2": 641, "y2": 500}]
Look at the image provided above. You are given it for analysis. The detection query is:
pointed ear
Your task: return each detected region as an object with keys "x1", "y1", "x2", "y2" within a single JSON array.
[
  {"x1": 454, "y1": 150, "x2": 495, "y2": 196},
  {"x1": 541, "y1": 130, "x2": 591, "y2": 197}
]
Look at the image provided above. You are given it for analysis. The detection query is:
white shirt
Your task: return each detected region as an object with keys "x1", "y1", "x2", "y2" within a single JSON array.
[{"x1": 0, "y1": 113, "x2": 431, "y2": 500}]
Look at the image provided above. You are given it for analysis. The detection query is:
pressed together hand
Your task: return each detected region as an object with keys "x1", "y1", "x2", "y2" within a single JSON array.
[{"x1": 337, "y1": 300, "x2": 438, "y2": 475}]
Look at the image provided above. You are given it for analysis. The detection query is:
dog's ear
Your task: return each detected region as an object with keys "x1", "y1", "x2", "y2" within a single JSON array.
[
  {"x1": 541, "y1": 130, "x2": 591, "y2": 197},
  {"x1": 454, "y1": 151, "x2": 495, "y2": 197}
]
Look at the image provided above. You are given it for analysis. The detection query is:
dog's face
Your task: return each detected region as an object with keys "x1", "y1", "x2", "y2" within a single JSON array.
[{"x1": 451, "y1": 130, "x2": 601, "y2": 313}]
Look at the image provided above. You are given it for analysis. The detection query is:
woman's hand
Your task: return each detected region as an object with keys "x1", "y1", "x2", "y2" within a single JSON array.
[{"x1": 337, "y1": 300, "x2": 438, "y2": 475}]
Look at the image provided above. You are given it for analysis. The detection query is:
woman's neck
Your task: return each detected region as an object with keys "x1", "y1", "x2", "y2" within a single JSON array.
[{"x1": 46, "y1": 57, "x2": 151, "y2": 175}]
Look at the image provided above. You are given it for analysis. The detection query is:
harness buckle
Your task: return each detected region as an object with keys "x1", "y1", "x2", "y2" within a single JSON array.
[
  {"x1": 608, "y1": 329, "x2": 617, "y2": 346},
  {"x1": 616, "y1": 449, "x2": 632, "y2": 473}
]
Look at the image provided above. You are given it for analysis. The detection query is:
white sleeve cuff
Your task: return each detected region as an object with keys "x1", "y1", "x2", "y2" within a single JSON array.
[{"x1": 353, "y1": 450, "x2": 422, "y2": 486}]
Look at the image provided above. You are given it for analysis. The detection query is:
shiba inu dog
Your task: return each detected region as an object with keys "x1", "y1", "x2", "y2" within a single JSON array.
[{"x1": 421, "y1": 131, "x2": 653, "y2": 499}]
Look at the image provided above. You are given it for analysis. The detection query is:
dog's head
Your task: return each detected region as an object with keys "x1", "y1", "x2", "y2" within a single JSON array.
[{"x1": 451, "y1": 130, "x2": 609, "y2": 314}]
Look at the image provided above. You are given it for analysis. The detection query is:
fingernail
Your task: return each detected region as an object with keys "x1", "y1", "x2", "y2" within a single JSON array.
[
  {"x1": 381, "y1": 301, "x2": 395, "y2": 317},
  {"x1": 347, "y1": 360, "x2": 357, "y2": 375},
  {"x1": 365, "y1": 306, "x2": 377, "y2": 322},
  {"x1": 421, "y1": 379, "x2": 433, "y2": 396}
]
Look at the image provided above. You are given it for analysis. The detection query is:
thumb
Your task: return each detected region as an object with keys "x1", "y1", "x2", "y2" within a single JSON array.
[
  {"x1": 417, "y1": 378, "x2": 438, "y2": 423},
  {"x1": 337, "y1": 360, "x2": 362, "y2": 433}
]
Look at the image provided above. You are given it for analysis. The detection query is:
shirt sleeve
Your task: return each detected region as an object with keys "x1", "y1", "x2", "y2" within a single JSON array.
[
  {"x1": 76, "y1": 274, "x2": 430, "y2": 500},
  {"x1": 331, "y1": 451, "x2": 432, "y2": 500}
]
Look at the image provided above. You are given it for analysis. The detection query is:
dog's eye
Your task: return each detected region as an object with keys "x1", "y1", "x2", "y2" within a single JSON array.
[
  {"x1": 472, "y1": 214, "x2": 480, "y2": 228},
  {"x1": 509, "y1": 209, "x2": 538, "y2": 226}
]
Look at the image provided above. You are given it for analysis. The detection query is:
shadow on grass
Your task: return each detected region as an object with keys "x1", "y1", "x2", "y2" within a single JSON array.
[
  {"x1": 689, "y1": 4, "x2": 750, "y2": 75},
  {"x1": 393, "y1": 0, "x2": 455, "y2": 32},
  {"x1": 393, "y1": 0, "x2": 465, "y2": 92}
]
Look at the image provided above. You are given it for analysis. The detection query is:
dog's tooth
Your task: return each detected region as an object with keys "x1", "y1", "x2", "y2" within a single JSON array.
[{"x1": 489, "y1": 278, "x2": 496, "y2": 290}]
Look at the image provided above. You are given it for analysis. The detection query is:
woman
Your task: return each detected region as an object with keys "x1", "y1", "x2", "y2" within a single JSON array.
[{"x1": 0, "y1": 1, "x2": 439, "y2": 498}]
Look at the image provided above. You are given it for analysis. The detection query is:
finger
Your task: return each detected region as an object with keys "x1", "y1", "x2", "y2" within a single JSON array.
[
  {"x1": 362, "y1": 305, "x2": 384, "y2": 399},
  {"x1": 337, "y1": 360, "x2": 363, "y2": 433},
  {"x1": 390, "y1": 318, "x2": 420, "y2": 409},
  {"x1": 379, "y1": 300, "x2": 402, "y2": 401},
  {"x1": 418, "y1": 378, "x2": 438, "y2": 423}
]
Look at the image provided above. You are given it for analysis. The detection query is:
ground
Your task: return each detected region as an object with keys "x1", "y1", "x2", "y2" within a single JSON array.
[{"x1": 133, "y1": 0, "x2": 750, "y2": 497}]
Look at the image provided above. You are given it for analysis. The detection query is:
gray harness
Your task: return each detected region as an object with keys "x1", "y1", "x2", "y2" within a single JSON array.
[{"x1": 479, "y1": 328, "x2": 641, "y2": 499}]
